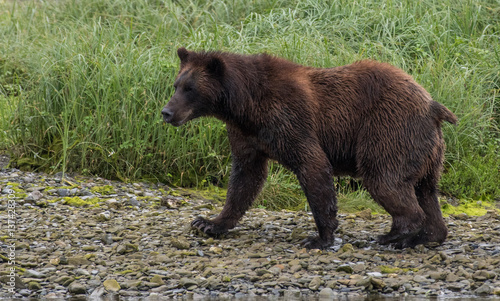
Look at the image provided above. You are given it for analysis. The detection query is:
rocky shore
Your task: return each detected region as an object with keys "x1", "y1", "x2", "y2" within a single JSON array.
[{"x1": 1, "y1": 167, "x2": 499, "y2": 300}]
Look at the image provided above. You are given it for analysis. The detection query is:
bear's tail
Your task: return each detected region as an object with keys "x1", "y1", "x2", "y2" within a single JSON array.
[{"x1": 431, "y1": 101, "x2": 458, "y2": 125}]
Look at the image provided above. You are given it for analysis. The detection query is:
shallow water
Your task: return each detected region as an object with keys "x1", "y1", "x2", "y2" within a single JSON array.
[{"x1": 4, "y1": 295, "x2": 500, "y2": 301}]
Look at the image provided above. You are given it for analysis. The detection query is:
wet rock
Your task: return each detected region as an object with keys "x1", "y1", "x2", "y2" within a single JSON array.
[
  {"x1": 2, "y1": 168, "x2": 500, "y2": 300},
  {"x1": 68, "y1": 282, "x2": 87, "y2": 294},
  {"x1": 101, "y1": 233, "x2": 113, "y2": 245},
  {"x1": 171, "y1": 238, "x2": 190, "y2": 250},
  {"x1": 413, "y1": 275, "x2": 428, "y2": 283},
  {"x1": 370, "y1": 277, "x2": 386, "y2": 289},
  {"x1": 336, "y1": 265, "x2": 353, "y2": 274},
  {"x1": 23, "y1": 269, "x2": 46, "y2": 278},
  {"x1": 90, "y1": 286, "x2": 106, "y2": 299},
  {"x1": 116, "y1": 243, "x2": 138, "y2": 254},
  {"x1": 19, "y1": 289, "x2": 31, "y2": 296},
  {"x1": 308, "y1": 276, "x2": 323, "y2": 290},
  {"x1": 284, "y1": 288, "x2": 302, "y2": 299},
  {"x1": 27, "y1": 281, "x2": 41, "y2": 290},
  {"x1": 25, "y1": 190, "x2": 43, "y2": 202},
  {"x1": 2, "y1": 188, "x2": 14, "y2": 194},
  {"x1": 96, "y1": 211, "x2": 111, "y2": 221},
  {"x1": 475, "y1": 283, "x2": 492, "y2": 295},
  {"x1": 67, "y1": 256, "x2": 90, "y2": 266},
  {"x1": 103, "y1": 279, "x2": 121, "y2": 292},
  {"x1": 55, "y1": 275, "x2": 75, "y2": 287},
  {"x1": 82, "y1": 245, "x2": 98, "y2": 252},
  {"x1": 151, "y1": 275, "x2": 165, "y2": 285},
  {"x1": 318, "y1": 287, "x2": 335, "y2": 299},
  {"x1": 57, "y1": 189, "x2": 70, "y2": 197}
]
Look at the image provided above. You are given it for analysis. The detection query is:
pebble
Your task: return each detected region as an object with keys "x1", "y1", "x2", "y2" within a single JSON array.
[
  {"x1": 23, "y1": 270, "x2": 46, "y2": 279},
  {"x1": 25, "y1": 190, "x2": 43, "y2": 202},
  {"x1": 68, "y1": 282, "x2": 87, "y2": 294},
  {"x1": 1, "y1": 168, "x2": 500, "y2": 300},
  {"x1": 318, "y1": 287, "x2": 335, "y2": 299},
  {"x1": 103, "y1": 279, "x2": 120, "y2": 292}
]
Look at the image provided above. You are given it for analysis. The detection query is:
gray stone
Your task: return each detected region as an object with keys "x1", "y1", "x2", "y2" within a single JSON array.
[
  {"x1": 475, "y1": 284, "x2": 492, "y2": 295},
  {"x1": 2, "y1": 188, "x2": 14, "y2": 194},
  {"x1": 171, "y1": 238, "x2": 190, "y2": 250},
  {"x1": 367, "y1": 272, "x2": 383, "y2": 278},
  {"x1": 19, "y1": 289, "x2": 31, "y2": 296},
  {"x1": 25, "y1": 190, "x2": 43, "y2": 202},
  {"x1": 23, "y1": 269, "x2": 46, "y2": 278},
  {"x1": 308, "y1": 276, "x2": 322, "y2": 290},
  {"x1": 319, "y1": 287, "x2": 335, "y2": 300},
  {"x1": 283, "y1": 288, "x2": 301, "y2": 300},
  {"x1": 336, "y1": 265, "x2": 353, "y2": 273},
  {"x1": 68, "y1": 282, "x2": 87, "y2": 294},
  {"x1": 101, "y1": 233, "x2": 113, "y2": 245},
  {"x1": 27, "y1": 281, "x2": 41, "y2": 290},
  {"x1": 413, "y1": 275, "x2": 428, "y2": 283},
  {"x1": 57, "y1": 189, "x2": 70, "y2": 197},
  {"x1": 90, "y1": 286, "x2": 106, "y2": 299}
]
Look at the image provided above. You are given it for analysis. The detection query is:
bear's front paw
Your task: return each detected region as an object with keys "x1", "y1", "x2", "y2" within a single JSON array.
[
  {"x1": 191, "y1": 217, "x2": 229, "y2": 237},
  {"x1": 300, "y1": 236, "x2": 333, "y2": 250}
]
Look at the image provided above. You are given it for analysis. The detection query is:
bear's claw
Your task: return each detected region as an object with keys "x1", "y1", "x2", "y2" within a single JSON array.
[
  {"x1": 376, "y1": 227, "x2": 422, "y2": 246},
  {"x1": 300, "y1": 236, "x2": 333, "y2": 250},
  {"x1": 191, "y1": 217, "x2": 228, "y2": 237}
]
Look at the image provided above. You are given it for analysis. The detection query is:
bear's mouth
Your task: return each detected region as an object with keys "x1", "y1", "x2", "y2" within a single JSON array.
[{"x1": 165, "y1": 110, "x2": 193, "y2": 127}]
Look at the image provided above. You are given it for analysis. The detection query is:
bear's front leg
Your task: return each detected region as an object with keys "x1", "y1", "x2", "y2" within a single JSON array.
[
  {"x1": 191, "y1": 149, "x2": 268, "y2": 237},
  {"x1": 294, "y1": 155, "x2": 339, "y2": 249}
]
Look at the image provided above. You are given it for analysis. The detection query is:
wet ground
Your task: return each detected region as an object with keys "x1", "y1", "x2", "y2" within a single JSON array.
[{"x1": 0, "y1": 166, "x2": 499, "y2": 300}]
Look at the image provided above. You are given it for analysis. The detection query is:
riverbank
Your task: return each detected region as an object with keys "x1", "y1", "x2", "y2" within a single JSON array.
[{"x1": 0, "y1": 168, "x2": 499, "y2": 300}]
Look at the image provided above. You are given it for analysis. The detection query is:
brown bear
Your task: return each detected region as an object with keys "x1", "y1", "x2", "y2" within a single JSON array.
[{"x1": 162, "y1": 47, "x2": 457, "y2": 249}]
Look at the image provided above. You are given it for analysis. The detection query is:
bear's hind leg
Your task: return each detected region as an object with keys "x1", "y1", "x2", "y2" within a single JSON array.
[
  {"x1": 364, "y1": 181, "x2": 425, "y2": 245},
  {"x1": 397, "y1": 174, "x2": 447, "y2": 248},
  {"x1": 294, "y1": 155, "x2": 339, "y2": 249}
]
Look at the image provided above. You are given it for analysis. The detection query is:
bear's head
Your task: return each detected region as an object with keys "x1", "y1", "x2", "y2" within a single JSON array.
[{"x1": 162, "y1": 47, "x2": 225, "y2": 126}]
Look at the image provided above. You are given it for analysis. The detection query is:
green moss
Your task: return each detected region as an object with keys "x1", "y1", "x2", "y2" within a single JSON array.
[
  {"x1": 5, "y1": 182, "x2": 27, "y2": 198},
  {"x1": 379, "y1": 265, "x2": 418, "y2": 274},
  {"x1": 43, "y1": 185, "x2": 78, "y2": 192},
  {"x1": 6, "y1": 183, "x2": 23, "y2": 192},
  {"x1": 90, "y1": 185, "x2": 116, "y2": 195},
  {"x1": 60, "y1": 196, "x2": 101, "y2": 207},
  {"x1": 441, "y1": 199, "x2": 497, "y2": 217},
  {"x1": 118, "y1": 270, "x2": 134, "y2": 275},
  {"x1": 379, "y1": 265, "x2": 400, "y2": 274},
  {"x1": 170, "y1": 185, "x2": 228, "y2": 203},
  {"x1": 15, "y1": 267, "x2": 26, "y2": 273}
]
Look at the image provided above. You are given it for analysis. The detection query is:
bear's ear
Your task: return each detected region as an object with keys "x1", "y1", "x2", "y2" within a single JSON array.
[
  {"x1": 177, "y1": 47, "x2": 190, "y2": 62},
  {"x1": 207, "y1": 56, "x2": 225, "y2": 77}
]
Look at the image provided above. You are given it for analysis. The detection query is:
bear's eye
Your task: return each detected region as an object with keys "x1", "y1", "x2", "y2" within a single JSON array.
[{"x1": 184, "y1": 86, "x2": 193, "y2": 92}]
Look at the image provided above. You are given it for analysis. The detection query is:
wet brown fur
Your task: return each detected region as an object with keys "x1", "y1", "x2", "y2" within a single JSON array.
[{"x1": 162, "y1": 48, "x2": 458, "y2": 249}]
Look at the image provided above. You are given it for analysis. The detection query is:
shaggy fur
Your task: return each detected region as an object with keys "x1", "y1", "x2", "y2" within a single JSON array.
[{"x1": 162, "y1": 47, "x2": 457, "y2": 249}]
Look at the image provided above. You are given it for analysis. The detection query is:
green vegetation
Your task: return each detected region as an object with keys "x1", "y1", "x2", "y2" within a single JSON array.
[
  {"x1": 90, "y1": 185, "x2": 116, "y2": 195},
  {"x1": 59, "y1": 196, "x2": 101, "y2": 207},
  {"x1": 379, "y1": 265, "x2": 418, "y2": 274},
  {"x1": 0, "y1": 0, "x2": 499, "y2": 210},
  {"x1": 441, "y1": 199, "x2": 497, "y2": 217}
]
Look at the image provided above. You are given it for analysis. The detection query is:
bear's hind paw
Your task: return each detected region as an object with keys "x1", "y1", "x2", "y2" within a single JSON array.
[{"x1": 300, "y1": 236, "x2": 333, "y2": 250}]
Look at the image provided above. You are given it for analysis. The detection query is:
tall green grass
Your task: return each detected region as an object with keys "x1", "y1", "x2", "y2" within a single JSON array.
[{"x1": 0, "y1": 0, "x2": 499, "y2": 206}]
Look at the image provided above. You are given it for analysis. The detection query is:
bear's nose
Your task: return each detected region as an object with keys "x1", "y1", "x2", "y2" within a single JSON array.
[{"x1": 162, "y1": 107, "x2": 174, "y2": 123}]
